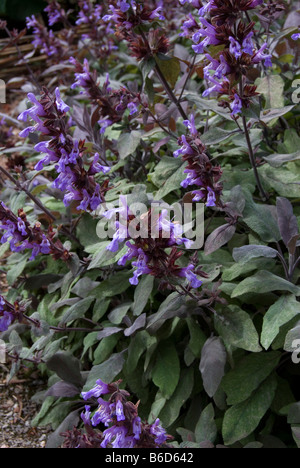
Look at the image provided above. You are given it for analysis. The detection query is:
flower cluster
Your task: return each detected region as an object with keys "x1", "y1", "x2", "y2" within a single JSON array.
[
  {"x1": 70, "y1": 57, "x2": 142, "y2": 134},
  {"x1": 26, "y1": 15, "x2": 64, "y2": 58},
  {"x1": 103, "y1": 0, "x2": 170, "y2": 61},
  {"x1": 102, "y1": 197, "x2": 203, "y2": 289},
  {"x1": 0, "y1": 202, "x2": 70, "y2": 262},
  {"x1": 0, "y1": 296, "x2": 20, "y2": 332},
  {"x1": 75, "y1": 1, "x2": 117, "y2": 54},
  {"x1": 181, "y1": 0, "x2": 272, "y2": 116},
  {"x1": 62, "y1": 379, "x2": 170, "y2": 448},
  {"x1": 44, "y1": 1, "x2": 68, "y2": 27},
  {"x1": 18, "y1": 87, "x2": 110, "y2": 212},
  {"x1": 174, "y1": 115, "x2": 223, "y2": 207}
]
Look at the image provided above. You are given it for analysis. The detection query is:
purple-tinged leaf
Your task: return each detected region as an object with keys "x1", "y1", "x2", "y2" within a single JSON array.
[
  {"x1": 45, "y1": 381, "x2": 80, "y2": 398},
  {"x1": 124, "y1": 313, "x2": 147, "y2": 337},
  {"x1": 200, "y1": 337, "x2": 227, "y2": 398},
  {"x1": 276, "y1": 197, "x2": 299, "y2": 250},
  {"x1": 205, "y1": 224, "x2": 236, "y2": 255},
  {"x1": 97, "y1": 327, "x2": 123, "y2": 340}
]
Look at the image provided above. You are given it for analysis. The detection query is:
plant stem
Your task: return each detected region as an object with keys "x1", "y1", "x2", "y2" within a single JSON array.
[
  {"x1": 0, "y1": 166, "x2": 79, "y2": 245},
  {"x1": 239, "y1": 81, "x2": 268, "y2": 201}
]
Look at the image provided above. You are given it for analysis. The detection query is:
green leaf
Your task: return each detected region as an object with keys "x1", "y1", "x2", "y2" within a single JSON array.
[
  {"x1": 222, "y1": 375, "x2": 278, "y2": 446},
  {"x1": 152, "y1": 342, "x2": 180, "y2": 399},
  {"x1": 222, "y1": 352, "x2": 281, "y2": 406},
  {"x1": 132, "y1": 275, "x2": 154, "y2": 316},
  {"x1": 258, "y1": 166, "x2": 300, "y2": 198},
  {"x1": 93, "y1": 334, "x2": 120, "y2": 365},
  {"x1": 45, "y1": 352, "x2": 83, "y2": 387},
  {"x1": 90, "y1": 271, "x2": 132, "y2": 298},
  {"x1": 154, "y1": 163, "x2": 186, "y2": 200},
  {"x1": 222, "y1": 258, "x2": 275, "y2": 282},
  {"x1": 200, "y1": 337, "x2": 227, "y2": 398},
  {"x1": 159, "y1": 368, "x2": 194, "y2": 428},
  {"x1": 83, "y1": 352, "x2": 126, "y2": 391},
  {"x1": 263, "y1": 150, "x2": 300, "y2": 168},
  {"x1": 256, "y1": 75, "x2": 285, "y2": 109},
  {"x1": 261, "y1": 295, "x2": 300, "y2": 350},
  {"x1": 147, "y1": 292, "x2": 186, "y2": 333},
  {"x1": 6, "y1": 254, "x2": 29, "y2": 285},
  {"x1": 194, "y1": 403, "x2": 217, "y2": 444},
  {"x1": 231, "y1": 271, "x2": 300, "y2": 298},
  {"x1": 60, "y1": 297, "x2": 95, "y2": 325},
  {"x1": 242, "y1": 193, "x2": 281, "y2": 242},
  {"x1": 214, "y1": 306, "x2": 261, "y2": 352},
  {"x1": 284, "y1": 321, "x2": 300, "y2": 352},
  {"x1": 204, "y1": 224, "x2": 236, "y2": 255},
  {"x1": 117, "y1": 131, "x2": 143, "y2": 159},
  {"x1": 155, "y1": 55, "x2": 181, "y2": 88},
  {"x1": 201, "y1": 128, "x2": 235, "y2": 145},
  {"x1": 232, "y1": 245, "x2": 278, "y2": 264},
  {"x1": 259, "y1": 106, "x2": 295, "y2": 124},
  {"x1": 126, "y1": 331, "x2": 156, "y2": 374}
]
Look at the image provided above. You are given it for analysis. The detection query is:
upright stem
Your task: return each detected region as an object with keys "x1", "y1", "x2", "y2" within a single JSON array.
[
  {"x1": 239, "y1": 81, "x2": 268, "y2": 201},
  {"x1": 0, "y1": 166, "x2": 79, "y2": 245}
]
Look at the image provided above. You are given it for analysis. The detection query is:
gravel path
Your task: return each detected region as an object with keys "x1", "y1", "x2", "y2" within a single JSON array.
[{"x1": 0, "y1": 364, "x2": 51, "y2": 448}]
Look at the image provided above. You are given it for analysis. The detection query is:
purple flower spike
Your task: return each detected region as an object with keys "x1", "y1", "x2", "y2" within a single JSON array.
[
  {"x1": 81, "y1": 379, "x2": 110, "y2": 400},
  {"x1": 55, "y1": 88, "x2": 70, "y2": 114}
]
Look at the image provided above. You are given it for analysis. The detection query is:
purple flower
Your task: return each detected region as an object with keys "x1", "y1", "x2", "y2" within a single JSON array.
[
  {"x1": 173, "y1": 135, "x2": 195, "y2": 158},
  {"x1": 127, "y1": 102, "x2": 138, "y2": 115},
  {"x1": 101, "y1": 425, "x2": 130, "y2": 448},
  {"x1": 206, "y1": 187, "x2": 217, "y2": 207},
  {"x1": 150, "y1": 419, "x2": 167, "y2": 446},
  {"x1": 242, "y1": 32, "x2": 254, "y2": 55},
  {"x1": 0, "y1": 311, "x2": 13, "y2": 332},
  {"x1": 229, "y1": 36, "x2": 242, "y2": 59},
  {"x1": 179, "y1": 264, "x2": 202, "y2": 288},
  {"x1": 130, "y1": 250, "x2": 151, "y2": 285},
  {"x1": 252, "y1": 43, "x2": 272, "y2": 67},
  {"x1": 230, "y1": 93, "x2": 243, "y2": 116},
  {"x1": 81, "y1": 406, "x2": 92, "y2": 426},
  {"x1": 55, "y1": 88, "x2": 70, "y2": 114},
  {"x1": 183, "y1": 114, "x2": 197, "y2": 136},
  {"x1": 133, "y1": 417, "x2": 142, "y2": 440},
  {"x1": 81, "y1": 379, "x2": 110, "y2": 400},
  {"x1": 91, "y1": 398, "x2": 112, "y2": 427},
  {"x1": 292, "y1": 32, "x2": 300, "y2": 41},
  {"x1": 116, "y1": 401, "x2": 126, "y2": 422}
]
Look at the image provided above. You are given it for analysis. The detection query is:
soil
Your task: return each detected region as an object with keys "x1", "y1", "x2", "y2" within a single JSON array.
[{"x1": 0, "y1": 363, "x2": 51, "y2": 448}]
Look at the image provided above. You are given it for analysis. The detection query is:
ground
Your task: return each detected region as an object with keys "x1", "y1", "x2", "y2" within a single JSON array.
[{"x1": 0, "y1": 363, "x2": 51, "y2": 448}]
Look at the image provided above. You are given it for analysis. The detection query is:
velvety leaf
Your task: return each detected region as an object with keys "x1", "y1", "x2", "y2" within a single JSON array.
[
  {"x1": 60, "y1": 297, "x2": 95, "y2": 325},
  {"x1": 159, "y1": 368, "x2": 194, "y2": 428},
  {"x1": 97, "y1": 327, "x2": 123, "y2": 340},
  {"x1": 256, "y1": 75, "x2": 285, "y2": 109},
  {"x1": 232, "y1": 245, "x2": 278, "y2": 264},
  {"x1": 264, "y1": 150, "x2": 300, "y2": 167},
  {"x1": 45, "y1": 381, "x2": 80, "y2": 398},
  {"x1": 108, "y1": 303, "x2": 132, "y2": 324},
  {"x1": 243, "y1": 193, "x2": 281, "y2": 242},
  {"x1": 45, "y1": 352, "x2": 83, "y2": 387},
  {"x1": 132, "y1": 275, "x2": 154, "y2": 316},
  {"x1": 276, "y1": 198, "x2": 299, "y2": 250},
  {"x1": 261, "y1": 295, "x2": 300, "y2": 350},
  {"x1": 284, "y1": 321, "x2": 300, "y2": 352},
  {"x1": 231, "y1": 271, "x2": 300, "y2": 298},
  {"x1": 155, "y1": 55, "x2": 181, "y2": 88},
  {"x1": 45, "y1": 410, "x2": 80, "y2": 448},
  {"x1": 222, "y1": 352, "x2": 281, "y2": 406},
  {"x1": 152, "y1": 342, "x2": 180, "y2": 399},
  {"x1": 204, "y1": 224, "x2": 236, "y2": 255},
  {"x1": 83, "y1": 352, "x2": 126, "y2": 392},
  {"x1": 214, "y1": 306, "x2": 261, "y2": 352},
  {"x1": 222, "y1": 375, "x2": 278, "y2": 446},
  {"x1": 147, "y1": 292, "x2": 186, "y2": 333},
  {"x1": 124, "y1": 313, "x2": 146, "y2": 337},
  {"x1": 117, "y1": 130, "x2": 142, "y2": 159},
  {"x1": 200, "y1": 337, "x2": 227, "y2": 397},
  {"x1": 195, "y1": 403, "x2": 217, "y2": 444}
]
